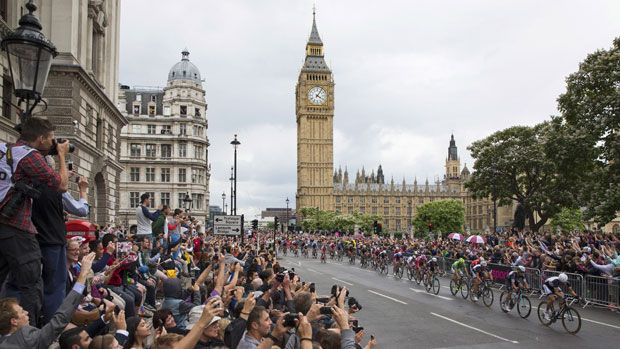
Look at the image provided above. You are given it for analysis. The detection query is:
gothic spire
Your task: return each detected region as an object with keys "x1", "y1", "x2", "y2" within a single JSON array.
[
  {"x1": 448, "y1": 133, "x2": 458, "y2": 161},
  {"x1": 308, "y1": 6, "x2": 323, "y2": 45}
]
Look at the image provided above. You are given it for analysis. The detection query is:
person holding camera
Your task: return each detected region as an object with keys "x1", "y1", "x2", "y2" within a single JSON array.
[{"x1": 0, "y1": 117, "x2": 70, "y2": 326}]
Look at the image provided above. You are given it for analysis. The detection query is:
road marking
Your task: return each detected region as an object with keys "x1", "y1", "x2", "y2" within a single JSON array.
[
  {"x1": 368, "y1": 290, "x2": 408, "y2": 304},
  {"x1": 582, "y1": 317, "x2": 620, "y2": 330},
  {"x1": 409, "y1": 288, "x2": 452, "y2": 301},
  {"x1": 430, "y1": 312, "x2": 519, "y2": 344},
  {"x1": 298, "y1": 261, "x2": 301, "y2": 266},
  {"x1": 306, "y1": 268, "x2": 319, "y2": 273},
  {"x1": 332, "y1": 277, "x2": 353, "y2": 286}
]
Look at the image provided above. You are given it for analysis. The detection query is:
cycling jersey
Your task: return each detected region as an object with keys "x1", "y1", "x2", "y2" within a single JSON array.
[
  {"x1": 506, "y1": 271, "x2": 525, "y2": 288},
  {"x1": 427, "y1": 260, "x2": 438, "y2": 272},
  {"x1": 416, "y1": 255, "x2": 427, "y2": 268},
  {"x1": 452, "y1": 259, "x2": 466, "y2": 270},
  {"x1": 543, "y1": 276, "x2": 566, "y2": 295},
  {"x1": 472, "y1": 264, "x2": 487, "y2": 275}
]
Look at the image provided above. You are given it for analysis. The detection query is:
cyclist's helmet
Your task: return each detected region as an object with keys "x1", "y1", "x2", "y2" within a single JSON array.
[
  {"x1": 431, "y1": 257, "x2": 437, "y2": 262},
  {"x1": 518, "y1": 265, "x2": 526, "y2": 273},
  {"x1": 558, "y1": 273, "x2": 568, "y2": 283},
  {"x1": 480, "y1": 260, "x2": 487, "y2": 267},
  {"x1": 458, "y1": 257, "x2": 465, "y2": 263}
]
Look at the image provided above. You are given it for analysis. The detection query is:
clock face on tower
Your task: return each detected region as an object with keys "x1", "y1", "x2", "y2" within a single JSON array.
[{"x1": 307, "y1": 86, "x2": 327, "y2": 105}]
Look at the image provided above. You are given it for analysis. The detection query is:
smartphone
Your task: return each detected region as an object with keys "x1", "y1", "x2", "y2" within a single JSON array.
[
  {"x1": 309, "y1": 283, "x2": 316, "y2": 293},
  {"x1": 75, "y1": 176, "x2": 80, "y2": 183},
  {"x1": 67, "y1": 160, "x2": 73, "y2": 171},
  {"x1": 370, "y1": 335, "x2": 375, "y2": 341},
  {"x1": 353, "y1": 326, "x2": 364, "y2": 333},
  {"x1": 316, "y1": 297, "x2": 330, "y2": 304},
  {"x1": 319, "y1": 306, "x2": 333, "y2": 315},
  {"x1": 283, "y1": 313, "x2": 297, "y2": 327}
]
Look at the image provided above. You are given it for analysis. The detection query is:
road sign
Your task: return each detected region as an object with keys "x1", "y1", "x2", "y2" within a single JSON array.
[{"x1": 214, "y1": 215, "x2": 242, "y2": 235}]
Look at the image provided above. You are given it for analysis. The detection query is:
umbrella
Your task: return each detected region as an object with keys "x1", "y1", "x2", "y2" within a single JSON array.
[
  {"x1": 448, "y1": 233, "x2": 464, "y2": 241},
  {"x1": 466, "y1": 235, "x2": 486, "y2": 244}
]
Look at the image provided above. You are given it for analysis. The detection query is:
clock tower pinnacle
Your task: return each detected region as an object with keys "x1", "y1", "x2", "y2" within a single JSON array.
[{"x1": 296, "y1": 9, "x2": 335, "y2": 214}]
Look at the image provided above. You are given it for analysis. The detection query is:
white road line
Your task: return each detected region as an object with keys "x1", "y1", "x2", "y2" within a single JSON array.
[
  {"x1": 430, "y1": 312, "x2": 519, "y2": 344},
  {"x1": 583, "y1": 317, "x2": 620, "y2": 330},
  {"x1": 306, "y1": 268, "x2": 319, "y2": 273},
  {"x1": 409, "y1": 288, "x2": 452, "y2": 301},
  {"x1": 332, "y1": 277, "x2": 353, "y2": 286},
  {"x1": 368, "y1": 290, "x2": 408, "y2": 304},
  {"x1": 298, "y1": 261, "x2": 301, "y2": 266}
]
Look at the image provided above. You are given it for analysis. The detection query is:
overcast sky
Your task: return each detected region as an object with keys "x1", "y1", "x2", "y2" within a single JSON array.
[{"x1": 119, "y1": 0, "x2": 620, "y2": 218}]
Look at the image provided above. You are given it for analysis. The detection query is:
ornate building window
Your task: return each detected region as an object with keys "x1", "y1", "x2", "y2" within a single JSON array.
[
  {"x1": 395, "y1": 197, "x2": 401, "y2": 204},
  {"x1": 348, "y1": 197, "x2": 354, "y2": 203},
  {"x1": 145, "y1": 192, "x2": 155, "y2": 208},
  {"x1": 148, "y1": 105, "x2": 156, "y2": 116},
  {"x1": 360, "y1": 197, "x2": 365, "y2": 204},
  {"x1": 335, "y1": 196, "x2": 341, "y2": 203},
  {"x1": 180, "y1": 105, "x2": 187, "y2": 116},
  {"x1": 161, "y1": 192, "x2": 170, "y2": 207},
  {"x1": 384, "y1": 207, "x2": 389, "y2": 215},
  {"x1": 180, "y1": 123, "x2": 187, "y2": 135},
  {"x1": 130, "y1": 167, "x2": 140, "y2": 182},
  {"x1": 161, "y1": 144, "x2": 172, "y2": 158},
  {"x1": 161, "y1": 168, "x2": 171, "y2": 182},
  {"x1": 145, "y1": 168, "x2": 155, "y2": 182},
  {"x1": 178, "y1": 168, "x2": 186, "y2": 182},
  {"x1": 178, "y1": 193, "x2": 185, "y2": 208},
  {"x1": 130, "y1": 144, "x2": 141, "y2": 157},
  {"x1": 147, "y1": 125, "x2": 156, "y2": 134},
  {"x1": 163, "y1": 106, "x2": 171, "y2": 116},
  {"x1": 179, "y1": 143, "x2": 187, "y2": 157},
  {"x1": 372, "y1": 207, "x2": 377, "y2": 214},
  {"x1": 371, "y1": 197, "x2": 377, "y2": 204},
  {"x1": 384, "y1": 197, "x2": 389, "y2": 204},
  {"x1": 129, "y1": 192, "x2": 140, "y2": 208},
  {"x1": 162, "y1": 125, "x2": 171, "y2": 134},
  {"x1": 396, "y1": 207, "x2": 401, "y2": 215},
  {"x1": 145, "y1": 144, "x2": 156, "y2": 158},
  {"x1": 396, "y1": 219, "x2": 401, "y2": 230}
]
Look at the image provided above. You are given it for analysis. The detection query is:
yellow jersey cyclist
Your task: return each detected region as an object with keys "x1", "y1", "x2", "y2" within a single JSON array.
[
  {"x1": 502, "y1": 266, "x2": 529, "y2": 311},
  {"x1": 542, "y1": 273, "x2": 578, "y2": 321},
  {"x1": 451, "y1": 257, "x2": 469, "y2": 284}
]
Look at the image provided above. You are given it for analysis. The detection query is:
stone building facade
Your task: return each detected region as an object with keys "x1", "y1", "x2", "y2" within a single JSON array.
[
  {"x1": 295, "y1": 12, "x2": 513, "y2": 233},
  {"x1": 0, "y1": 0, "x2": 126, "y2": 226},
  {"x1": 118, "y1": 49, "x2": 210, "y2": 230}
]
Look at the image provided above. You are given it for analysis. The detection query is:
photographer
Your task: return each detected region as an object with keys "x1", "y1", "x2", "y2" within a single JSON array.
[
  {"x1": 33, "y1": 157, "x2": 89, "y2": 324},
  {"x1": 0, "y1": 117, "x2": 70, "y2": 326}
]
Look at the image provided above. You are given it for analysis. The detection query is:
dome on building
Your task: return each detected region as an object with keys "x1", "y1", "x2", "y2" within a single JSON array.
[{"x1": 167, "y1": 48, "x2": 202, "y2": 83}]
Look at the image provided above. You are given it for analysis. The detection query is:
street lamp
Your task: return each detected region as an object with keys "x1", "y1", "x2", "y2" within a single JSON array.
[
  {"x1": 230, "y1": 134, "x2": 240, "y2": 215},
  {"x1": 229, "y1": 166, "x2": 234, "y2": 215},
  {"x1": 285, "y1": 197, "x2": 290, "y2": 238},
  {"x1": 221, "y1": 192, "x2": 226, "y2": 215},
  {"x1": 1, "y1": 0, "x2": 57, "y2": 121},
  {"x1": 407, "y1": 200, "x2": 412, "y2": 237},
  {"x1": 183, "y1": 192, "x2": 193, "y2": 212}
]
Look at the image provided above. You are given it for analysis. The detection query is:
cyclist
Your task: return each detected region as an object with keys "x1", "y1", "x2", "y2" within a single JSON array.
[
  {"x1": 320, "y1": 241, "x2": 327, "y2": 262},
  {"x1": 451, "y1": 257, "x2": 469, "y2": 285},
  {"x1": 311, "y1": 239, "x2": 318, "y2": 257},
  {"x1": 426, "y1": 257, "x2": 439, "y2": 278},
  {"x1": 415, "y1": 254, "x2": 428, "y2": 280},
  {"x1": 393, "y1": 251, "x2": 403, "y2": 276},
  {"x1": 542, "y1": 273, "x2": 577, "y2": 320},
  {"x1": 471, "y1": 260, "x2": 492, "y2": 300},
  {"x1": 502, "y1": 265, "x2": 529, "y2": 311}
]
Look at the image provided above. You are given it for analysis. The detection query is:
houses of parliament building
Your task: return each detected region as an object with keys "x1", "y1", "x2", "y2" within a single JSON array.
[{"x1": 295, "y1": 12, "x2": 513, "y2": 232}]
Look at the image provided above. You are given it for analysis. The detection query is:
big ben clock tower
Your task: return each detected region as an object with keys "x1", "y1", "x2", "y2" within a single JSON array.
[{"x1": 296, "y1": 9, "x2": 335, "y2": 213}]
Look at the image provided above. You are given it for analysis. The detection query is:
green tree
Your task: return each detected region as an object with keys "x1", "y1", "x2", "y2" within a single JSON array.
[
  {"x1": 465, "y1": 124, "x2": 576, "y2": 232},
  {"x1": 550, "y1": 208, "x2": 585, "y2": 233},
  {"x1": 555, "y1": 37, "x2": 620, "y2": 224},
  {"x1": 412, "y1": 199, "x2": 465, "y2": 236}
]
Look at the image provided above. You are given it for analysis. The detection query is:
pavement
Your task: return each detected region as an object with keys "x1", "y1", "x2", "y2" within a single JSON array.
[{"x1": 278, "y1": 254, "x2": 620, "y2": 349}]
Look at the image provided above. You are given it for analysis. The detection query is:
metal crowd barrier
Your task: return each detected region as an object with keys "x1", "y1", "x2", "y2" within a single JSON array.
[
  {"x1": 540, "y1": 270, "x2": 586, "y2": 299},
  {"x1": 583, "y1": 275, "x2": 620, "y2": 309}
]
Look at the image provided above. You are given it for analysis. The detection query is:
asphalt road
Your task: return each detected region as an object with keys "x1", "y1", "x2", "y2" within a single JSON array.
[{"x1": 279, "y1": 254, "x2": 620, "y2": 349}]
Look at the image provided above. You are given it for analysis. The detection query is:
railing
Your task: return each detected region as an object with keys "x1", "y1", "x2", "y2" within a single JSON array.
[{"x1": 583, "y1": 275, "x2": 620, "y2": 309}]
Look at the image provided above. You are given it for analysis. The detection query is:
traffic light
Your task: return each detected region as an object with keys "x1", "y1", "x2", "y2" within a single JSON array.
[
  {"x1": 373, "y1": 220, "x2": 378, "y2": 234},
  {"x1": 251, "y1": 219, "x2": 258, "y2": 230},
  {"x1": 274, "y1": 216, "x2": 279, "y2": 230},
  {"x1": 377, "y1": 223, "x2": 382, "y2": 233}
]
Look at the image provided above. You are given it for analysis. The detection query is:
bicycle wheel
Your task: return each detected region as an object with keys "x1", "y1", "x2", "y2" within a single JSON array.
[
  {"x1": 562, "y1": 307, "x2": 581, "y2": 334},
  {"x1": 407, "y1": 268, "x2": 413, "y2": 281},
  {"x1": 517, "y1": 295, "x2": 532, "y2": 319},
  {"x1": 432, "y1": 277, "x2": 440, "y2": 295},
  {"x1": 482, "y1": 286, "x2": 494, "y2": 307},
  {"x1": 397, "y1": 267, "x2": 404, "y2": 279},
  {"x1": 499, "y1": 291, "x2": 510, "y2": 313},
  {"x1": 425, "y1": 276, "x2": 432, "y2": 292},
  {"x1": 450, "y1": 279, "x2": 459, "y2": 296},
  {"x1": 414, "y1": 271, "x2": 422, "y2": 285},
  {"x1": 460, "y1": 279, "x2": 470, "y2": 299},
  {"x1": 537, "y1": 301, "x2": 553, "y2": 326}
]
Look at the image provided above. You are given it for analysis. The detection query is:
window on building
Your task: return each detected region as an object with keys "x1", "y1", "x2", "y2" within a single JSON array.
[
  {"x1": 129, "y1": 192, "x2": 140, "y2": 208},
  {"x1": 192, "y1": 193, "x2": 204, "y2": 210},
  {"x1": 146, "y1": 168, "x2": 155, "y2": 182},
  {"x1": 348, "y1": 206, "x2": 353, "y2": 214},
  {"x1": 194, "y1": 107, "x2": 201, "y2": 117},
  {"x1": 195, "y1": 145, "x2": 203, "y2": 159},
  {"x1": 395, "y1": 197, "x2": 401, "y2": 204},
  {"x1": 180, "y1": 105, "x2": 187, "y2": 116},
  {"x1": 145, "y1": 144, "x2": 156, "y2": 158},
  {"x1": 161, "y1": 144, "x2": 172, "y2": 158},
  {"x1": 161, "y1": 125, "x2": 171, "y2": 134},
  {"x1": 133, "y1": 105, "x2": 140, "y2": 115},
  {"x1": 148, "y1": 105, "x2": 155, "y2": 116},
  {"x1": 360, "y1": 207, "x2": 365, "y2": 213},
  {"x1": 360, "y1": 197, "x2": 365, "y2": 204},
  {"x1": 384, "y1": 207, "x2": 389, "y2": 215},
  {"x1": 163, "y1": 105, "x2": 171, "y2": 116},
  {"x1": 147, "y1": 125, "x2": 156, "y2": 134},
  {"x1": 161, "y1": 192, "x2": 170, "y2": 207},
  {"x1": 335, "y1": 196, "x2": 341, "y2": 203},
  {"x1": 396, "y1": 207, "x2": 401, "y2": 215},
  {"x1": 372, "y1": 207, "x2": 377, "y2": 214},
  {"x1": 371, "y1": 197, "x2": 377, "y2": 204},
  {"x1": 179, "y1": 142, "x2": 187, "y2": 157},
  {"x1": 178, "y1": 168, "x2": 186, "y2": 182},
  {"x1": 132, "y1": 124, "x2": 141, "y2": 134},
  {"x1": 384, "y1": 197, "x2": 389, "y2": 204},
  {"x1": 161, "y1": 168, "x2": 171, "y2": 182},
  {"x1": 130, "y1": 144, "x2": 141, "y2": 157},
  {"x1": 180, "y1": 123, "x2": 187, "y2": 135},
  {"x1": 130, "y1": 167, "x2": 140, "y2": 182},
  {"x1": 419, "y1": 198, "x2": 424, "y2": 204},
  {"x1": 348, "y1": 196, "x2": 354, "y2": 203},
  {"x1": 136, "y1": 94, "x2": 142, "y2": 102},
  {"x1": 150, "y1": 95, "x2": 157, "y2": 102},
  {"x1": 178, "y1": 193, "x2": 186, "y2": 208},
  {"x1": 396, "y1": 219, "x2": 401, "y2": 230}
]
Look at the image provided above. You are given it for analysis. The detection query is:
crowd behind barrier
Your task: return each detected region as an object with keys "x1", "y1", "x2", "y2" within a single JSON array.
[{"x1": 273, "y1": 228, "x2": 620, "y2": 311}]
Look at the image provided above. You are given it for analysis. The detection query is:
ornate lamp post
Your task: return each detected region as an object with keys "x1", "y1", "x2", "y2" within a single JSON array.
[
  {"x1": 1, "y1": 0, "x2": 57, "y2": 121},
  {"x1": 221, "y1": 192, "x2": 226, "y2": 215},
  {"x1": 229, "y1": 166, "x2": 234, "y2": 215},
  {"x1": 230, "y1": 134, "x2": 240, "y2": 215},
  {"x1": 285, "y1": 197, "x2": 290, "y2": 238},
  {"x1": 183, "y1": 193, "x2": 193, "y2": 212},
  {"x1": 407, "y1": 199, "x2": 412, "y2": 237}
]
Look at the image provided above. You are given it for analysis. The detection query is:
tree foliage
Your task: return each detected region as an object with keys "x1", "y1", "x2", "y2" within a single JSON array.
[
  {"x1": 465, "y1": 124, "x2": 577, "y2": 232},
  {"x1": 297, "y1": 207, "x2": 381, "y2": 233},
  {"x1": 550, "y1": 208, "x2": 585, "y2": 233},
  {"x1": 555, "y1": 37, "x2": 620, "y2": 223},
  {"x1": 412, "y1": 199, "x2": 465, "y2": 236}
]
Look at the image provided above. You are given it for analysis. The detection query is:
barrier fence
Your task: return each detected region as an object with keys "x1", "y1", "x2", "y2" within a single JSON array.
[{"x1": 432, "y1": 256, "x2": 618, "y2": 310}]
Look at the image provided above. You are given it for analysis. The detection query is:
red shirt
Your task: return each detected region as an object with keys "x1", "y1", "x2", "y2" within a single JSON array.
[{"x1": 0, "y1": 140, "x2": 61, "y2": 234}]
